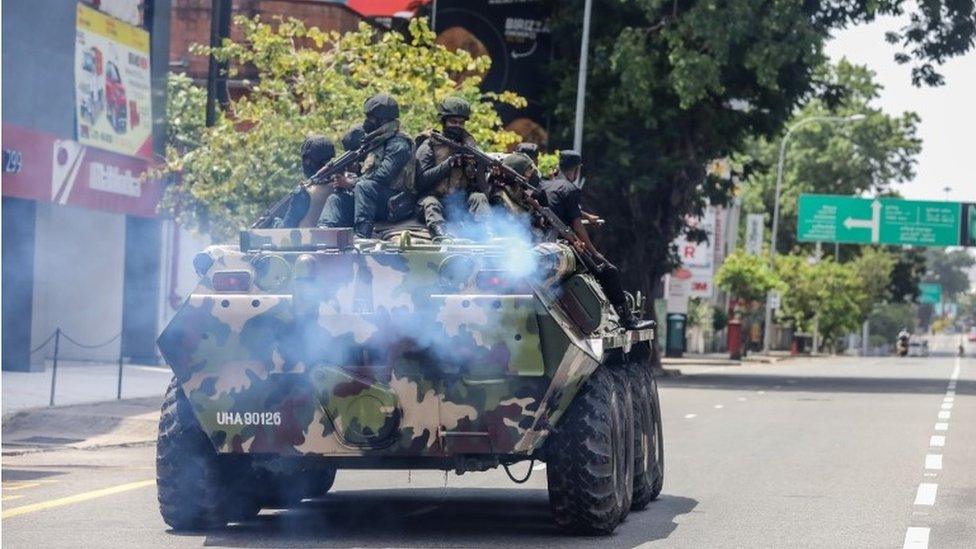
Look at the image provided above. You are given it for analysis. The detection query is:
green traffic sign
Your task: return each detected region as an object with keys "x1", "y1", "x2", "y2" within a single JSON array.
[
  {"x1": 797, "y1": 194, "x2": 962, "y2": 246},
  {"x1": 919, "y1": 283, "x2": 942, "y2": 304}
]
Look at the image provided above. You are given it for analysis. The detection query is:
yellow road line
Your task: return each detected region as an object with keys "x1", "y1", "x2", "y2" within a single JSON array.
[
  {"x1": 2, "y1": 479, "x2": 155, "y2": 519},
  {"x1": 3, "y1": 482, "x2": 43, "y2": 491},
  {"x1": 2, "y1": 495, "x2": 25, "y2": 502}
]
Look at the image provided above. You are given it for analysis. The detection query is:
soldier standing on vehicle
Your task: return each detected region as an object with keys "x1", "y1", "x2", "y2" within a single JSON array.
[
  {"x1": 514, "y1": 142, "x2": 540, "y2": 165},
  {"x1": 415, "y1": 97, "x2": 491, "y2": 240},
  {"x1": 351, "y1": 93, "x2": 414, "y2": 238},
  {"x1": 318, "y1": 125, "x2": 365, "y2": 228},
  {"x1": 542, "y1": 150, "x2": 652, "y2": 330}
]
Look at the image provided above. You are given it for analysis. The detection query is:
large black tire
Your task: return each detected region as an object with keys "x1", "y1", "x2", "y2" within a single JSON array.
[
  {"x1": 610, "y1": 367, "x2": 635, "y2": 519},
  {"x1": 156, "y1": 377, "x2": 260, "y2": 530},
  {"x1": 546, "y1": 367, "x2": 631, "y2": 534},
  {"x1": 628, "y1": 360, "x2": 665, "y2": 510}
]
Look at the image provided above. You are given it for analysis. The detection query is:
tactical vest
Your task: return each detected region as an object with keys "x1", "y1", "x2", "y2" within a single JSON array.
[
  {"x1": 430, "y1": 133, "x2": 479, "y2": 196},
  {"x1": 362, "y1": 130, "x2": 416, "y2": 193}
]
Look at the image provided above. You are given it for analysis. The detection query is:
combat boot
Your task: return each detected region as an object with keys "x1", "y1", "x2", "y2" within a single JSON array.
[
  {"x1": 354, "y1": 221, "x2": 373, "y2": 239},
  {"x1": 619, "y1": 307, "x2": 655, "y2": 331},
  {"x1": 429, "y1": 222, "x2": 451, "y2": 242}
]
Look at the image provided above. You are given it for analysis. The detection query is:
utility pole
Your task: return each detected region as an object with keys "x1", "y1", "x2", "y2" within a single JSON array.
[
  {"x1": 572, "y1": 0, "x2": 593, "y2": 153},
  {"x1": 206, "y1": 0, "x2": 232, "y2": 127},
  {"x1": 762, "y1": 114, "x2": 866, "y2": 353}
]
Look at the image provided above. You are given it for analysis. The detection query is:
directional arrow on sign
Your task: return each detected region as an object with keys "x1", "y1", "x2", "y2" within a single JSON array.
[{"x1": 843, "y1": 200, "x2": 882, "y2": 242}]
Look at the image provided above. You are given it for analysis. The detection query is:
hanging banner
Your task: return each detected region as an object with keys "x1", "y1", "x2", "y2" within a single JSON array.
[
  {"x1": 745, "y1": 214, "x2": 765, "y2": 255},
  {"x1": 672, "y1": 207, "x2": 717, "y2": 298},
  {"x1": 75, "y1": 3, "x2": 153, "y2": 160}
]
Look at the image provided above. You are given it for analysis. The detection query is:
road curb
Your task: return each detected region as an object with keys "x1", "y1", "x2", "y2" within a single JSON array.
[{"x1": 1, "y1": 396, "x2": 161, "y2": 454}]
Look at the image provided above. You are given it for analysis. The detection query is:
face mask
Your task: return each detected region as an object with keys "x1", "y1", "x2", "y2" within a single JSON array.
[
  {"x1": 443, "y1": 126, "x2": 464, "y2": 141},
  {"x1": 362, "y1": 117, "x2": 380, "y2": 133}
]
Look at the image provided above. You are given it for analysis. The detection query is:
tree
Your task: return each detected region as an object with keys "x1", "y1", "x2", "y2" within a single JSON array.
[
  {"x1": 889, "y1": 248, "x2": 926, "y2": 303},
  {"x1": 714, "y1": 251, "x2": 781, "y2": 303},
  {"x1": 774, "y1": 255, "x2": 866, "y2": 349},
  {"x1": 158, "y1": 17, "x2": 524, "y2": 239},
  {"x1": 851, "y1": 247, "x2": 897, "y2": 316},
  {"x1": 545, "y1": 1, "x2": 973, "y2": 305},
  {"x1": 740, "y1": 60, "x2": 922, "y2": 254},
  {"x1": 924, "y1": 248, "x2": 975, "y2": 300}
]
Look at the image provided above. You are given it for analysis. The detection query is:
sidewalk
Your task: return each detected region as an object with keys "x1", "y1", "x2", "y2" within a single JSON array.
[
  {"x1": 2, "y1": 359, "x2": 172, "y2": 415},
  {"x1": 661, "y1": 351, "x2": 791, "y2": 367}
]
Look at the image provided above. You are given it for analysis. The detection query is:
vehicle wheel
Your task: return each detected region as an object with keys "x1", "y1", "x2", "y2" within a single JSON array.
[
  {"x1": 156, "y1": 377, "x2": 260, "y2": 530},
  {"x1": 628, "y1": 361, "x2": 664, "y2": 510},
  {"x1": 260, "y1": 467, "x2": 337, "y2": 508},
  {"x1": 610, "y1": 367, "x2": 635, "y2": 518},
  {"x1": 546, "y1": 366, "x2": 630, "y2": 534}
]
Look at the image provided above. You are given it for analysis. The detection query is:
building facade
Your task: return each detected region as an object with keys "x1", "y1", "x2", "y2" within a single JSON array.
[{"x1": 2, "y1": 0, "x2": 173, "y2": 370}]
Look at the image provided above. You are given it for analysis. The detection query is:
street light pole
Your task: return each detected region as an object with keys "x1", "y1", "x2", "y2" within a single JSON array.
[
  {"x1": 573, "y1": 0, "x2": 593, "y2": 153},
  {"x1": 762, "y1": 113, "x2": 866, "y2": 353}
]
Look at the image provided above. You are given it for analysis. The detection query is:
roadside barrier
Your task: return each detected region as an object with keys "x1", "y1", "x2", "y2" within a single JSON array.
[{"x1": 29, "y1": 328, "x2": 125, "y2": 407}]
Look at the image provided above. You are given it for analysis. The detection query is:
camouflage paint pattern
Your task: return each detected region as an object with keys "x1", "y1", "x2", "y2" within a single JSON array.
[{"x1": 158, "y1": 228, "x2": 653, "y2": 458}]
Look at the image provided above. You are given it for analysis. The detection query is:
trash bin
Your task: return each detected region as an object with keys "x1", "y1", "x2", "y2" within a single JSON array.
[
  {"x1": 666, "y1": 313, "x2": 687, "y2": 358},
  {"x1": 728, "y1": 319, "x2": 743, "y2": 360},
  {"x1": 791, "y1": 332, "x2": 812, "y2": 355}
]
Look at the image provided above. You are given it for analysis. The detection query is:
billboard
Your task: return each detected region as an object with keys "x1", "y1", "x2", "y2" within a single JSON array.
[
  {"x1": 75, "y1": 4, "x2": 153, "y2": 159},
  {"x1": 673, "y1": 207, "x2": 718, "y2": 298},
  {"x1": 431, "y1": 0, "x2": 552, "y2": 144}
]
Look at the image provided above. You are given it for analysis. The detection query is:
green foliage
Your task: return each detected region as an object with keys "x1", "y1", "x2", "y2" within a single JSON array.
[
  {"x1": 714, "y1": 251, "x2": 781, "y2": 303},
  {"x1": 159, "y1": 17, "x2": 524, "y2": 239},
  {"x1": 740, "y1": 60, "x2": 922, "y2": 253},
  {"x1": 869, "y1": 302, "x2": 918, "y2": 341},
  {"x1": 889, "y1": 248, "x2": 926, "y2": 303},
  {"x1": 775, "y1": 255, "x2": 866, "y2": 345},
  {"x1": 545, "y1": 1, "x2": 971, "y2": 296},
  {"x1": 851, "y1": 247, "x2": 897, "y2": 315},
  {"x1": 924, "y1": 248, "x2": 975, "y2": 299},
  {"x1": 165, "y1": 73, "x2": 208, "y2": 155},
  {"x1": 711, "y1": 306, "x2": 729, "y2": 332}
]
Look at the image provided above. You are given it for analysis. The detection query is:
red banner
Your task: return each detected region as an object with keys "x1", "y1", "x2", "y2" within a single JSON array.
[{"x1": 2, "y1": 123, "x2": 162, "y2": 218}]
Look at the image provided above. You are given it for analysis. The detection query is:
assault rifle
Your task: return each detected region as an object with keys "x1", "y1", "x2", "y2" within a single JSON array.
[
  {"x1": 428, "y1": 131, "x2": 608, "y2": 274},
  {"x1": 251, "y1": 127, "x2": 384, "y2": 229}
]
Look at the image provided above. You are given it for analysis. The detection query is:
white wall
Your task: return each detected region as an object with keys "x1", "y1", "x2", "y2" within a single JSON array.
[
  {"x1": 156, "y1": 220, "x2": 211, "y2": 330},
  {"x1": 30, "y1": 202, "x2": 126, "y2": 363}
]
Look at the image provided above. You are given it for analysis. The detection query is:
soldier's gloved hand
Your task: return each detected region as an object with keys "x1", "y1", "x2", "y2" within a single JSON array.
[
  {"x1": 332, "y1": 174, "x2": 355, "y2": 189},
  {"x1": 464, "y1": 161, "x2": 478, "y2": 179},
  {"x1": 449, "y1": 154, "x2": 465, "y2": 168}
]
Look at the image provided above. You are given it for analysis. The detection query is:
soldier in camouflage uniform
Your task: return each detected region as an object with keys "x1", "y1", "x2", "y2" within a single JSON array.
[
  {"x1": 352, "y1": 94, "x2": 415, "y2": 238},
  {"x1": 415, "y1": 97, "x2": 491, "y2": 240},
  {"x1": 542, "y1": 150, "x2": 652, "y2": 330},
  {"x1": 318, "y1": 125, "x2": 365, "y2": 229}
]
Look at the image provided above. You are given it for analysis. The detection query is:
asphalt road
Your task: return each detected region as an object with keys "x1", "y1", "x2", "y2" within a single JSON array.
[{"x1": 3, "y1": 354, "x2": 974, "y2": 548}]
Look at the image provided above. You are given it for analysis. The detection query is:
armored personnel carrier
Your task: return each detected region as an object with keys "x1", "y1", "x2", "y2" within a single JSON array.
[{"x1": 156, "y1": 226, "x2": 663, "y2": 534}]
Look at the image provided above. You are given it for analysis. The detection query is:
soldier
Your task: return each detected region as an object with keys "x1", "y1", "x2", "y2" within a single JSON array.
[
  {"x1": 318, "y1": 125, "x2": 365, "y2": 228},
  {"x1": 415, "y1": 97, "x2": 491, "y2": 239},
  {"x1": 351, "y1": 93, "x2": 414, "y2": 238},
  {"x1": 514, "y1": 142, "x2": 540, "y2": 165},
  {"x1": 541, "y1": 150, "x2": 652, "y2": 330},
  {"x1": 288, "y1": 135, "x2": 335, "y2": 228}
]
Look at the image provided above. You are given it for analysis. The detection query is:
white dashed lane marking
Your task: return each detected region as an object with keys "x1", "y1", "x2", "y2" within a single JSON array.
[
  {"x1": 903, "y1": 526, "x2": 930, "y2": 548},
  {"x1": 914, "y1": 483, "x2": 938, "y2": 506},
  {"x1": 938, "y1": 410, "x2": 951, "y2": 420},
  {"x1": 929, "y1": 435, "x2": 946, "y2": 447},
  {"x1": 934, "y1": 422, "x2": 949, "y2": 431},
  {"x1": 940, "y1": 402, "x2": 953, "y2": 410},
  {"x1": 925, "y1": 454, "x2": 943, "y2": 470},
  {"x1": 713, "y1": 404, "x2": 724, "y2": 409},
  {"x1": 683, "y1": 414, "x2": 697, "y2": 419}
]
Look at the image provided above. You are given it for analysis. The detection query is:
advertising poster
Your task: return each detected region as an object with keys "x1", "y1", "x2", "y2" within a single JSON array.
[
  {"x1": 672, "y1": 207, "x2": 717, "y2": 298},
  {"x1": 75, "y1": 3, "x2": 153, "y2": 159}
]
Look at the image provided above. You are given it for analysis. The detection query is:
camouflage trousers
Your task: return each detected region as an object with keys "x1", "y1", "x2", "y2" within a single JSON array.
[{"x1": 418, "y1": 191, "x2": 491, "y2": 230}]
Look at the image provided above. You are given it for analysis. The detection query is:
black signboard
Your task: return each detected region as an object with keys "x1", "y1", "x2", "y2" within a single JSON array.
[{"x1": 429, "y1": 0, "x2": 553, "y2": 145}]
